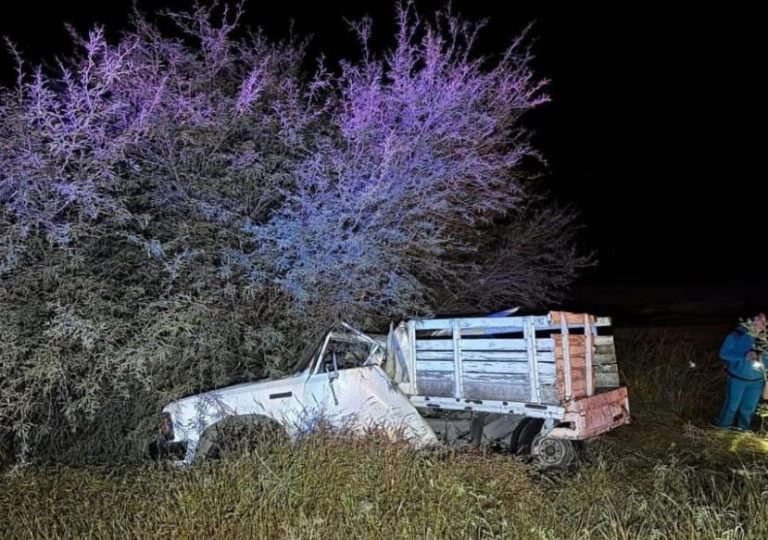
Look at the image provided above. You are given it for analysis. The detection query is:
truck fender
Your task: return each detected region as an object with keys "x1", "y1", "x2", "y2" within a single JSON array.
[{"x1": 196, "y1": 414, "x2": 287, "y2": 461}]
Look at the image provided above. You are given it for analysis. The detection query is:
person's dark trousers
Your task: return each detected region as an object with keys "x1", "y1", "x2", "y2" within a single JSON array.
[{"x1": 716, "y1": 375, "x2": 765, "y2": 430}]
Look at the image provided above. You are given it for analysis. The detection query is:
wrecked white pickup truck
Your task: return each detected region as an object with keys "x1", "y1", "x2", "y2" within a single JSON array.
[{"x1": 151, "y1": 311, "x2": 630, "y2": 468}]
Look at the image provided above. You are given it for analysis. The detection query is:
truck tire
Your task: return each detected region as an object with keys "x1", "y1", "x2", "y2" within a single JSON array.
[
  {"x1": 203, "y1": 416, "x2": 287, "y2": 461},
  {"x1": 530, "y1": 435, "x2": 577, "y2": 470},
  {"x1": 510, "y1": 417, "x2": 544, "y2": 455}
]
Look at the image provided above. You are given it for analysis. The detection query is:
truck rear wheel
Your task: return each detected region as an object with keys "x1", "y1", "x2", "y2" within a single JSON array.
[
  {"x1": 511, "y1": 417, "x2": 544, "y2": 455},
  {"x1": 530, "y1": 435, "x2": 577, "y2": 469}
]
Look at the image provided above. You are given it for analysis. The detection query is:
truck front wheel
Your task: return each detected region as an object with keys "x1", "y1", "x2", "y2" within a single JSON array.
[{"x1": 201, "y1": 416, "x2": 287, "y2": 461}]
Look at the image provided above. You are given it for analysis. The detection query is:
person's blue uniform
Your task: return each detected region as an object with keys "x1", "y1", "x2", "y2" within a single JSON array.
[{"x1": 716, "y1": 327, "x2": 768, "y2": 430}]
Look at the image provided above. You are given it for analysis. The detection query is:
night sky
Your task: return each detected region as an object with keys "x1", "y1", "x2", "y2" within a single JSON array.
[{"x1": 1, "y1": 1, "x2": 766, "y2": 303}]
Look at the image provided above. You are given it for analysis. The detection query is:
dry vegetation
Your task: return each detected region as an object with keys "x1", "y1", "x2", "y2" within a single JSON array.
[{"x1": 3, "y1": 325, "x2": 768, "y2": 540}]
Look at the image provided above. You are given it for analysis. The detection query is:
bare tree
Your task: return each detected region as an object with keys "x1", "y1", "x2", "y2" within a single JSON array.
[{"x1": 0, "y1": 2, "x2": 590, "y2": 464}]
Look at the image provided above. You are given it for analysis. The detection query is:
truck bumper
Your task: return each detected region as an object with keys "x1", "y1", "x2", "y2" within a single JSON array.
[{"x1": 547, "y1": 386, "x2": 630, "y2": 440}]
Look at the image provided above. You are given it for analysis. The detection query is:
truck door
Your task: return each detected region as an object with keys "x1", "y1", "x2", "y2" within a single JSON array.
[{"x1": 302, "y1": 332, "x2": 437, "y2": 445}]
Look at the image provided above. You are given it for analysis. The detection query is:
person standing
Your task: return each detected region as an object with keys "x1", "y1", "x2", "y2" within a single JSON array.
[{"x1": 715, "y1": 312, "x2": 768, "y2": 430}]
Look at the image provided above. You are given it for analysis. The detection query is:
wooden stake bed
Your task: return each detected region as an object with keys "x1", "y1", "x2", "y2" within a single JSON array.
[{"x1": 395, "y1": 311, "x2": 630, "y2": 440}]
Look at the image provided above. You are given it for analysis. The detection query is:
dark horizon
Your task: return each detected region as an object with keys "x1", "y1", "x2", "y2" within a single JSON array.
[{"x1": 1, "y1": 1, "x2": 766, "y2": 288}]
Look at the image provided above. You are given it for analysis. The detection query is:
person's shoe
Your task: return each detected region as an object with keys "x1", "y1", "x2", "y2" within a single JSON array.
[{"x1": 711, "y1": 424, "x2": 739, "y2": 431}]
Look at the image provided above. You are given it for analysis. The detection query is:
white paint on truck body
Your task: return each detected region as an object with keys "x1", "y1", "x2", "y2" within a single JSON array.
[
  {"x1": 163, "y1": 329, "x2": 438, "y2": 464},
  {"x1": 159, "y1": 313, "x2": 629, "y2": 464}
]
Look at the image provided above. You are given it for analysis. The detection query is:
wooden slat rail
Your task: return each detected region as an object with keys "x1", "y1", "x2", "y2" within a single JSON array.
[
  {"x1": 593, "y1": 335, "x2": 620, "y2": 388},
  {"x1": 560, "y1": 316, "x2": 572, "y2": 400},
  {"x1": 452, "y1": 320, "x2": 463, "y2": 398},
  {"x1": 408, "y1": 320, "x2": 417, "y2": 392},
  {"x1": 525, "y1": 317, "x2": 540, "y2": 402},
  {"x1": 415, "y1": 338, "x2": 555, "y2": 351},
  {"x1": 415, "y1": 361, "x2": 556, "y2": 375},
  {"x1": 584, "y1": 313, "x2": 594, "y2": 396},
  {"x1": 413, "y1": 317, "x2": 545, "y2": 331},
  {"x1": 417, "y1": 351, "x2": 555, "y2": 362}
]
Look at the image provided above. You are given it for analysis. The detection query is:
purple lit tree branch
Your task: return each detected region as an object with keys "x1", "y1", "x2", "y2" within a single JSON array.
[{"x1": 248, "y1": 3, "x2": 589, "y2": 325}]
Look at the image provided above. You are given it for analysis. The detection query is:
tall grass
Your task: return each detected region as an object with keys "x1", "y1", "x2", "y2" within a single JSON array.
[{"x1": 3, "y1": 326, "x2": 768, "y2": 539}]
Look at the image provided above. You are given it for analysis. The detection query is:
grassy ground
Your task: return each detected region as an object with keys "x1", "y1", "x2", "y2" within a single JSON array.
[{"x1": 2, "y1": 325, "x2": 768, "y2": 539}]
